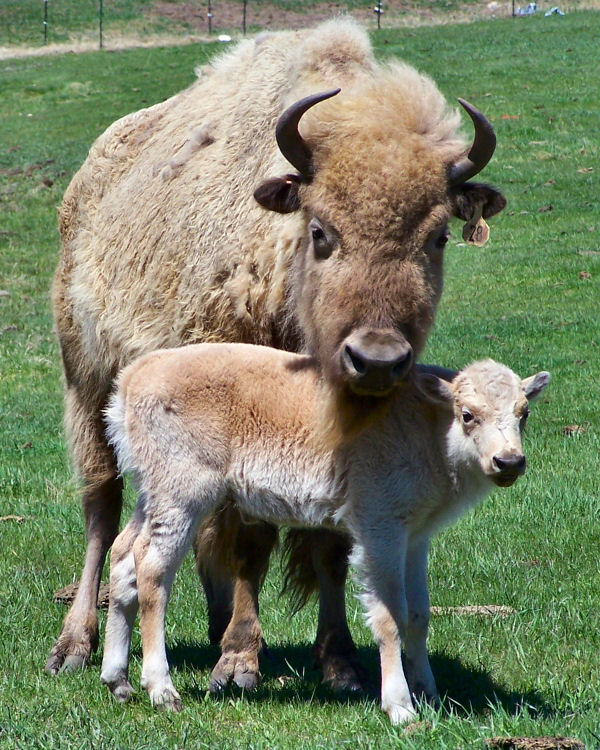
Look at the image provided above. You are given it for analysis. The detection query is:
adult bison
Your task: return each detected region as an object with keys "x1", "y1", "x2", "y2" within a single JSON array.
[{"x1": 48, "y1": 18, "x2": 506, "y2": 685}]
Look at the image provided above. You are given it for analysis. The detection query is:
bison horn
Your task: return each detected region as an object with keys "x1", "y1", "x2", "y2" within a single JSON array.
[
  {"x1": 276, "y1": 89, "x2": 341, "y2": 179},
  {"x1": 448, "y1": 98, "x2": 497, "y2": 186}
]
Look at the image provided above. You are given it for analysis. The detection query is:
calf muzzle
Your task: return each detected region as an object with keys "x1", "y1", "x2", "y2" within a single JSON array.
[
  {"x1": 341, "y1": 328, "x2": 413, "y2": 396},
  {"x1": 491, "y1": 454, "x2": 526, "y2": 486}
]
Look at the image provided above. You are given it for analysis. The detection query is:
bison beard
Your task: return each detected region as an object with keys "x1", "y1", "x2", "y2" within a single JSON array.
[{"x1": 49, "y1": 17, "x2": 505, "y2": 689}]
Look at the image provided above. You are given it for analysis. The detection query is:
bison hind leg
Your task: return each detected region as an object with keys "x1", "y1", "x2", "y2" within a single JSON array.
[{"x1": 283, "y1": 528, "x2": 369, "y2": 693}]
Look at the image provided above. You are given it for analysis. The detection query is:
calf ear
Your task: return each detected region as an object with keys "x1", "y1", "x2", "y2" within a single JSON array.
[
  {"x1": 414, "y1": 372, "x2": 455, "y2": 408},
  {"x1": 450, "y1": 181, "x2": 507, "y2": 220},
  {"x1": 254, "y1": 175, "x2": 302, "y2": 213},
  {"x1": 522, "y1": 371, "x2": 551, "y2": 401}
]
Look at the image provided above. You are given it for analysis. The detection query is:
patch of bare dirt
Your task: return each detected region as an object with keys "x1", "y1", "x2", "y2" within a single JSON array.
[
  {"x1": 484, "y1": 737, "x2": 585, "y2": 750},
  {"x1": 430, "y1": 604, "x2": 516, "y2": 617},
  {"x1": 54, "y1": 582, "x2": 110, "y2": 609}
]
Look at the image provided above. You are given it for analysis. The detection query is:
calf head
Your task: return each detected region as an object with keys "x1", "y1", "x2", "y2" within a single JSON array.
[
  {"x1": 254, "y1": 71, "x2": 507, "y2": 397},
  {"x1": 417, "y1": 360, "x2": 550, "y2": 487}
]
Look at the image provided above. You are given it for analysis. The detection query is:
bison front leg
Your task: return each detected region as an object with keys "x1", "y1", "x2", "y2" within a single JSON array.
[
  {"x1": 403, "y1": 535, "x2": 439, "y2": 707},
  {"x1": 46, "y1": 387, "x2": 123, "y2": 674},
  {"x1": 208, "y1": 520, "x2": 278, "y2": 692},
  {"x1": 286, "y1": 529, "x2": 367, "y2": 692}
]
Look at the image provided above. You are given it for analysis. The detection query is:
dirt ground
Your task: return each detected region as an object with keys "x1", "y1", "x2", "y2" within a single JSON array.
[{"x1": 151, "y1": 0, "x2": 509, "y2": 35}]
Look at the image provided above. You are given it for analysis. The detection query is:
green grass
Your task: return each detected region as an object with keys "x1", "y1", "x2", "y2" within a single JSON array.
[{"x1": 1, "y1": 11, "x2": 600, "y2": 749}]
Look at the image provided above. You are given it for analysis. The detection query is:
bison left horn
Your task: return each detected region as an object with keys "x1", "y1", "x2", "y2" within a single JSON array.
[
  {"x1": 448, "y1": 98, "x2": 497, "y2": 186},
  {"x1": 276, "y1": 89, "x2": 341, "y2": 179}
]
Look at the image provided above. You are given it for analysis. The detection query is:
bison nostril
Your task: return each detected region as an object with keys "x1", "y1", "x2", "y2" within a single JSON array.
[
  {"x1": 493, "y1": 455, "x2": 526, "y2": 474},
  {"x1": 344, "y1": 344, "x2": 367, "y2": 376},
  {"x1": 391, "y1": 349, "x2": 413, "y2": 380}
]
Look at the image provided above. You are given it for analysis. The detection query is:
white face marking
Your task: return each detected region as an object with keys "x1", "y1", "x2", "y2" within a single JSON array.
[{"x1": 450, "y1": 361, "x2": 530, "y2": 485}]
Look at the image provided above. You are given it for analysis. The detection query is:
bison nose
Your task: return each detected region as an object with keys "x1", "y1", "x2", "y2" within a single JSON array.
[
  {"x1": 341, "y1": 329, "x2": 413, "y2": 396},
  {"x1": 492, "y1": 454, "x2": 526, "y2": 486}
]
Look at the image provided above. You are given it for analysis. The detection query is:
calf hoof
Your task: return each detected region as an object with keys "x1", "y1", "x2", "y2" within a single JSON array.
[
  {"x1": 149, "y1": 685, "x2": 183, "y2": 712},
  {"x1": 103, "y1": 678, "x2": 135, "y2": 703},
  {"x1": 384, "y1": 702, "x2": 417, "y2": 726}
]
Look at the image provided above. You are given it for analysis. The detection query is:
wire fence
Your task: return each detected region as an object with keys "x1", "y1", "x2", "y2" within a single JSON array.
[
  {"x1": 0, "y1": 0, "x2": 583, "y2": 50},
  {"x1": 0, "y1": 0, "x2": 386, "y2": 49}
]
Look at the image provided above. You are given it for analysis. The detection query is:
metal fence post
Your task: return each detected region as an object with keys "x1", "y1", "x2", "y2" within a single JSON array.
[
  {"x1": 243, "y1": 0, "x2": 247, "y2": 36},
  {"x1": 99, "y1": 0, "x2": 103, "y2": 49},
  {"x1": 208, "y1": 0, "x2": 213, "y2": 34},
  {"x1": 43, "y1": 0, "x2": 48, "y2": 44},
  {"x1": 374, "y1": 1, "x2": 383, "y2": 30}
]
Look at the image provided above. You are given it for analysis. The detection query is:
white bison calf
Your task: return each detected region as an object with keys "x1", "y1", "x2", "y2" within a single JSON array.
[{"x1": 100, "y1": 343, "x2": 548, "y2": 724}]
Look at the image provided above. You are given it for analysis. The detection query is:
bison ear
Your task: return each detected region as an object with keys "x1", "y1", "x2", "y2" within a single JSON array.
[
  {"x1": 450, "y1": 181, "x2": 507, "y2": 221},
  {"x1": 522, "y1": 371, "x2": 550, "y2": 402},
  {"x1": 414, "y1": 371, "x2": 455, "y2": 408},
  {"x1": 254, "y1": 175, "x2": 302, "y2": 214}
]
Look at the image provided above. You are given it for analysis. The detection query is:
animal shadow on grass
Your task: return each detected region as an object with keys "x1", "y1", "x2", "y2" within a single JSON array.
[{"x1": 161, "y1": 640, "x2": 552, "y2": 717}]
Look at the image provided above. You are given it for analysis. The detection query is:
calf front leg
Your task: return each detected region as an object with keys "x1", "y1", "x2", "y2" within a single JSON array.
[
  {"x1": 404, "y1": 536, "x2": 439, "y2": 707},
  {"x1": 353, "y1": 533, "x2": 416, "y2": 725}
]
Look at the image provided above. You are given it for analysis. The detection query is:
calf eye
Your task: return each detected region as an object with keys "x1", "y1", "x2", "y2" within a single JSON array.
[
  {"x1": 520, "y1": 407, "x2": 530, "y2": 430},
  {"x1": 461, "y1": 408, "x2": 474, "y2": 424},
  {"x1": 310, "y1": 221, "x2": 334, "y2": 260}
]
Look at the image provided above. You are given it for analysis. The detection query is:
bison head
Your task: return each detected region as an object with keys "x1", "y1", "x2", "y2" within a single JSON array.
[{"x1": 254, "y1": 74, "x2": 506, "y2": 397}]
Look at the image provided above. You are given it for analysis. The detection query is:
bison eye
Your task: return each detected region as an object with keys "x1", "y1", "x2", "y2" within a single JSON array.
[
  {"x1": 310, "y1": 221, "x2": 333, "y2": 260},
  {"x1": 461, "y1": 408, "x2": 474, "y2": 424},
  {"x1": 435, "y1": 230, "x2": 450, "y2": 249}
]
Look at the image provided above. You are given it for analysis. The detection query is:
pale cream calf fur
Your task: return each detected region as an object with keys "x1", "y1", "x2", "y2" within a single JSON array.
[{"x1": 101, "y1": 344, "x2": 549, "y2": 724}]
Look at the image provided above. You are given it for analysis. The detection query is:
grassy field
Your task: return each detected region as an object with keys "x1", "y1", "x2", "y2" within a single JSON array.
[{"x1": 1, "y1": 10, "x2": 600, "y2": 749}]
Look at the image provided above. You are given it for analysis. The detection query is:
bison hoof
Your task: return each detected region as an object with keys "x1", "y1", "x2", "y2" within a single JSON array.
[
  {"x1": 233, "y1": 669, "x2": 258, "y2": 691},
  {"x1": 45, "y1": 634, "x2": 93, "y2": 675},
  {"x1": 411, "y1": 684, "x2": 440, "y2": 710},
  {"x1": 320, "y1": 655, "x2": 369, "y2": 694},
  {"x1": 209, "y1": 653, "x2": 259, "y2": 693}
]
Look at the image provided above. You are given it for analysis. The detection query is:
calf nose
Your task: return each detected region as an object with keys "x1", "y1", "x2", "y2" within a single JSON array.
[
  {"x1": 493, "y1": 454, "x2": 526, "y2": 475},
  {"x1": 341, "y1": 329, "x2": 413, "y2": 396}
]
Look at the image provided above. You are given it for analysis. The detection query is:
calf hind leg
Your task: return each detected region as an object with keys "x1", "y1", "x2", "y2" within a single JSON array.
[
  {"x1": 137, "y1": 504, "x2": 213, "y2": 711},
  {"x1": 46, "y1": 385, "x2": 122, "y2": 674},
  {"x1": 101, "y1": 509, "x2": 146, "y2": 702}
]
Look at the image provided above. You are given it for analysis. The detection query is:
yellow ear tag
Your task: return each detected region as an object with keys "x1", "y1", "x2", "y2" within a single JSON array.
[{"x1": 462, "y1": 203, "x2": 490, "y2": 246}]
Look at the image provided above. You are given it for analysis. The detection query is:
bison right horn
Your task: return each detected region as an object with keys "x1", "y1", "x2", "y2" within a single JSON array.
[
  {"x1": 448, "y1": 99, "x2": 497, "y2": 186},
  {"x1": 276, "y1": 89, "x2": 341, "y2": 179}
]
